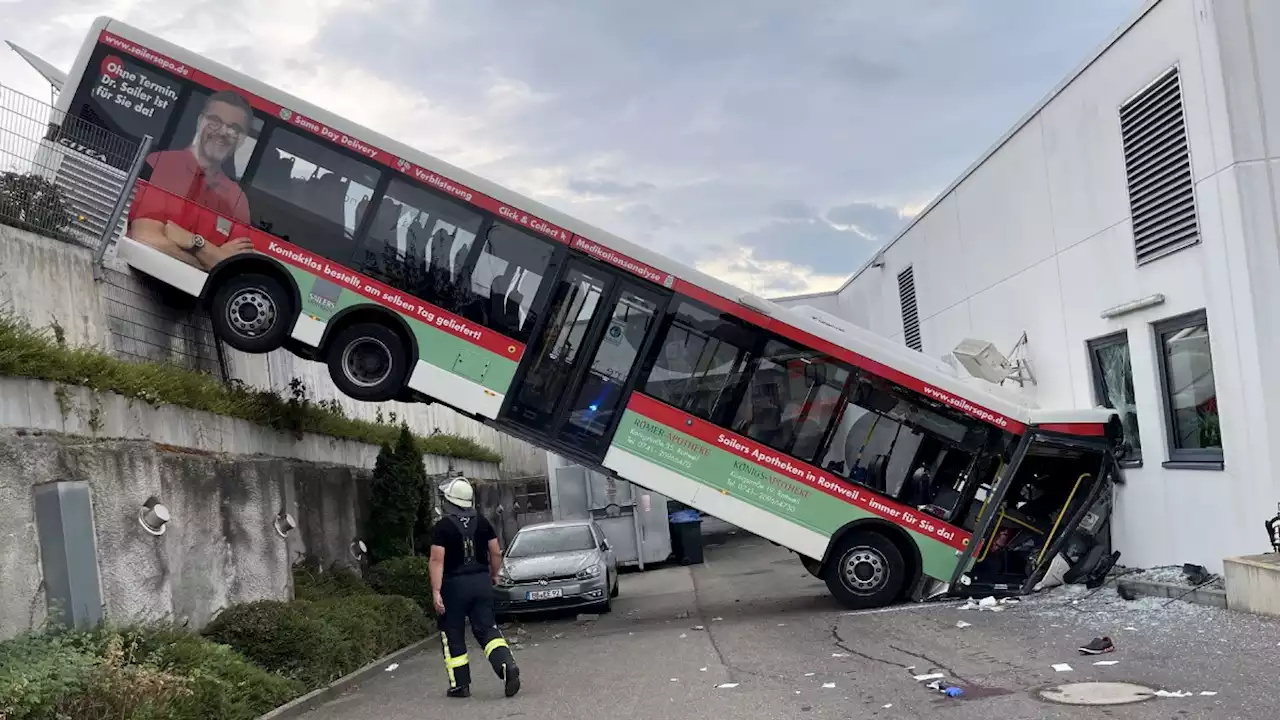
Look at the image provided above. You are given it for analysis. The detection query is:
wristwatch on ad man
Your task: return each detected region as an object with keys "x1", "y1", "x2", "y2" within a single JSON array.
[{"x1": 190, "y1": 233, "x2": 206, "y2": 250}]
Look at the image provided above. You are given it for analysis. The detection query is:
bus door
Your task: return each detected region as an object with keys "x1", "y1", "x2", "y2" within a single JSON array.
[{"x1": 501, "y1": 257, "x2": 668, "y2": 460}]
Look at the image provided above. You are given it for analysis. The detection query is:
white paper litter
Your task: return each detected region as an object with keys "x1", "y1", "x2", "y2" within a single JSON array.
[
  {"x1": 384, "y1": 663, "x2": 399, "y2": 672},
  {"x1": 1052, "y1": 663, "x2": 1074, "y2": 672},
  {"x1": 926, "y1": 680, "x2": 943, "y2": 691},
  {"x1": 679, "y1": 633, "x2": 687, "y2": 639},
  {"x1": 832, "y1": 653, "x2": 848, "y2": 658},
  {"x1": 999, "y1": 597, "x2": 1020, "y2": 605},
  {"x1": 692, "y1": 625, "x2": 705, "y2": 630},
  {"x1": 958, "y1": 601, "x2": 978, "y2": 610},
  {"x1": 717, "y1": 683, "x2": 739, "y2": 689},
  {"x1": 883, "y1": 704, "x2": 893, "y2": 709},
  {"x1": 670, "y1": 678, "x2": 679, "y2": 682},
  {"x1": 804, "y1": 672, "x2": 815, "y2": 677},
  {"x1": 1124, "y1": 626, "x2": 1139, "y2": 631},
  {"x1": 822, "y1": 682, "x2": 836, "y2": 689},
  {"x1": 778, "y1": 623, "x2": 787, "y2": 627},
  {"x1": 1200, "y1": 691, "x2": 1218, "y2": 696},
  {"x1": 1093, "y1": 660, "x2": 1119, "y2": 666},
  {"x1": 712, "y1": 617, "x2": 724, "y2": 621},
  {"x1": 700, "y1": 667, "x2": 708, "y2": 672},
  {"x1": 914, "y1": 673, "x2": 945, "y2": 682},
  {"x1": 1155, "y1": 690, "x2": 1193, "y2": 698},
  {"x1": 955, "y1": 621, "x2": 972, "y2": 628},
  {"x1": 978, "y1": 596, "x2": 998, "y2": 608}
]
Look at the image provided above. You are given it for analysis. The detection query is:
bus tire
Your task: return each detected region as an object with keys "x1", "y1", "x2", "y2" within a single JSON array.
[
  {"x1": 824, "y1": 530, "x2": 906, "y2": 610},
  {"x1": 210, "y1": 273, "x2": 294, "y2": 354},
  {"x1": 326, "y1": 322, "x2": 409, "y2": 403}
]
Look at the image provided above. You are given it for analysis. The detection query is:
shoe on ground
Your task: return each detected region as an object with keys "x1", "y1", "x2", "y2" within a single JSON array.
[
  {"x1": 447, "y1": 686, "x2": 471, "y2": 698},
  {"x1": 1078, "y1": 637, "x2": 1115, "y2": 655},
  {"x1": 503, "y1": 663, "x2": 521, "y2": 697}
]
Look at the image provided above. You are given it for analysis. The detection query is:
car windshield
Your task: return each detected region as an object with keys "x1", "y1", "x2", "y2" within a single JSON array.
[{"x1": 507, "y1": 526, "x2": 596, "y2": 558}]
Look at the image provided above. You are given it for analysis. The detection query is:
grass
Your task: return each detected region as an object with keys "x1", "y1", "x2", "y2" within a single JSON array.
[{"x1": 0, "y1": 311, "x2": 501, "y2": 463}]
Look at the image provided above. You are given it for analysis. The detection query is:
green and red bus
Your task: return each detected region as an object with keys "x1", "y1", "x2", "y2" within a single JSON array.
[{"x1": 49, "y1": 16, "x2": 1125, "y2": 608}]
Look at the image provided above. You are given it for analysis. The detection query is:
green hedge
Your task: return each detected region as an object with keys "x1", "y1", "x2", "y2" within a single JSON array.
[
  {"x1": 0, "y1": 562, "x2": 434, "y2": 719},
  {"x1": 202, "y1": 595, "x2": 430, "y2": 689},
  {"x1": 0, "y1": 312, "x2": 501, "y2": 462},
  {"x1": 368, "y1": 556, "x2": 434, "y2": 614}
]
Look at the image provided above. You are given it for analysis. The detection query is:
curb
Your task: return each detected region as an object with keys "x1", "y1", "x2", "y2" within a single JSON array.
[
  {"x1": 1116, "y1": 579, "x2": 1227, "y2": 609},
  {"x1": 257, "y1": 633, "x2": 438, "y2": 720}
]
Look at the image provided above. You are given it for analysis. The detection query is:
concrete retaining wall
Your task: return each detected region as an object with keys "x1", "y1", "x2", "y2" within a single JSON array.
[
  {"x1": 0, "y1": 223, "x2": 549, "y2": 479},
  {"x1": 0, "y1": 378, "x2": 502, "y2": 640}
]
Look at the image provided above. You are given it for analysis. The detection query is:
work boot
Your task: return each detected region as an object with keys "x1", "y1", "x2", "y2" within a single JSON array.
[
  {"x1": 502, "y1": 663, "x2": 521, "y2": 697},
  {"x1": 447, "y1": 686, "x2": 472, "y2": 698}
]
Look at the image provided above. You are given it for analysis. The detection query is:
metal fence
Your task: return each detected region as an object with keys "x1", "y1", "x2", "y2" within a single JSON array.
[{"x1": 0, "y1": 83, "x2": 146, "y2": 251}]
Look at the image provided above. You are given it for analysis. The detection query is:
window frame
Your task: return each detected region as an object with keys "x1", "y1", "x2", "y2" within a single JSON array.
[
  {"x1": 1152, "y1": 309, "x2": 1223, "y2": 469},
  {"x1": 1086, "y1": 330, "x2": 1142, "y2": 466}
]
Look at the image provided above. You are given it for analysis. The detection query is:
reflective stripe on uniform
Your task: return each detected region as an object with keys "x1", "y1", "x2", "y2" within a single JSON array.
[
  {"x1": 442, "y1": 637, "x2": 469, "y2": 687},
  {"x1": 484, "y1": 637, "x2": 509, "y2": 657}
]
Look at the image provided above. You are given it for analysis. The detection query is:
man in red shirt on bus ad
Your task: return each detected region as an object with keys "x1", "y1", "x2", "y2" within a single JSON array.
[{"x1": 127, "y1": 89, "x2": 256, "y2": 270}]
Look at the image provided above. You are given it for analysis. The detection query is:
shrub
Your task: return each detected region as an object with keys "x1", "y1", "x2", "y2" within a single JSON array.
[
  {"x1": 292, "y1": 557, "x2": 374, "y2": 603},
  {"x1": 368, "y1": 556, "x2": 435, "y2": 614},
  {"x1": 366, "y1": 427, "x2": 427, "y2": 565},
  {"x1": 0, "y1": 632, "x2": 97, "y2": 719},
  {"x1": 204, "y1": 594, "x2": 431, "y2": 691}
]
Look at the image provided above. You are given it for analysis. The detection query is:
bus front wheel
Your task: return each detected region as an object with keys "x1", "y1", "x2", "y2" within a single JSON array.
[
  {"x1": 326, "y1": 322, "x2": 410, "y2": 403},
  {"x1": 824, "y1": 530, "x2": 906, "y2": 610},
  {"x1": 210, "y1": 273, "x2": 293, "y2": 354}
]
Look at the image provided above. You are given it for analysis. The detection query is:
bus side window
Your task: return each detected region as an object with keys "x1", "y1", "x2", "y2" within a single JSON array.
[
  {"x1": 354, "y1": 177, "x2": 483, "y2": 312},
  {"x1": 638, "y1": 300, "x2": 757, "y2": 428},
  {"x1": 730, "y1": 340, "x2": 850, "y2": 465},
  {"x1": 465, "y1": 223, "x2": 556, "y2": 343},
  {"x1": 245, "y1": 127, "x2": 382, "y2": 261}
]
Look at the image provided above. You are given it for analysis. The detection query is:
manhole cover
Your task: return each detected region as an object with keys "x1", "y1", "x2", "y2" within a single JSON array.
[{"x1": 1039, "y1": 682, "x2": 1155, "y2": 706}]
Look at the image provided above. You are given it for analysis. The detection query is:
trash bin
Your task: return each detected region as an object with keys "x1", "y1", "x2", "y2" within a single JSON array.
[{"x1": 668, "y1": 509, "x2": 704, "y2": 565}]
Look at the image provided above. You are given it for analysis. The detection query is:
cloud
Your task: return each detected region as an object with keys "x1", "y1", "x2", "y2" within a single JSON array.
[{"x1": 0, "y1": 0, "x2": 1144, "y2": 294}]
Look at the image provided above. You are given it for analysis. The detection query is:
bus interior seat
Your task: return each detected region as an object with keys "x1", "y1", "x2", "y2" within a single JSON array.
[{"x1": 865, "y1": 454, "x2": 889, "y2": 494}]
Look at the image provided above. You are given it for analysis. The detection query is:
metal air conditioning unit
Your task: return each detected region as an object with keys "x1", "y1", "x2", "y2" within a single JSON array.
[{"x1": 952, "y1": 334, "x2": 1036, "y2": 387}]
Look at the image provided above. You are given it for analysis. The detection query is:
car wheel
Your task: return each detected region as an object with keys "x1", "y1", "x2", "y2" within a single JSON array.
[
  {"x1": 210, "y1": 273, "x2": 293, "y2": 353},
  {"x1": 609, "y1": 574, "x2": 620, "y2": 599},
  {"x1": 325, "y1": 322, "x2": 410, "y2": 403},
  {"x1": 823, "y1": 530, "x2": 906, "y2": 610}
]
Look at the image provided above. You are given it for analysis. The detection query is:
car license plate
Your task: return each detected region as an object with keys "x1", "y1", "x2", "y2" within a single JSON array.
[{"x1": 526, "y1": 589, "x2": 563, "y2": 601}]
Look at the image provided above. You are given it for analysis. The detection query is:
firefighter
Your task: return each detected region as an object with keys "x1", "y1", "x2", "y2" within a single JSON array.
[{"x1": 429, "y1": 476, "x2": 521, "y2": 699}]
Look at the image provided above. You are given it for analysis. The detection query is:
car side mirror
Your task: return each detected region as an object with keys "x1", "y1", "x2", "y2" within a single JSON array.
[{"x1": 600, "y1": 540, "x2": 611, "y2": 551}]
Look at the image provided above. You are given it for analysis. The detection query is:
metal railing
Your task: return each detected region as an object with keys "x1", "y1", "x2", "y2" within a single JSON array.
[{"x1": 0, "y1": 83, "x2": 147, "y2": 251}]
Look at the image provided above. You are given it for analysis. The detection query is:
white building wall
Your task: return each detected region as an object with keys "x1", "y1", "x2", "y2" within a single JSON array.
[{"x1": 776, "y1": 0, "x2": 1280, "y2": 572}]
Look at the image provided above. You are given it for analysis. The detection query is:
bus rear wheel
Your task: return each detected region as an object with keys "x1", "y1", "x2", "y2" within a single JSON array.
[
  {"x1": 326, "y1": 322, "x2": 409, "y2": 403},
  {"x1": 210, "y1": 273, "x2": 293, "y2": 354},
  {"x1": 824, "y1": 530, "x2": 906, "y2": 610}
]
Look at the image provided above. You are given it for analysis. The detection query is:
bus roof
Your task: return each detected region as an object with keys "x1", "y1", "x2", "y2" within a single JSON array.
[{"x1": 76, "y1": 16, "x2": 1117, "y2": 437}]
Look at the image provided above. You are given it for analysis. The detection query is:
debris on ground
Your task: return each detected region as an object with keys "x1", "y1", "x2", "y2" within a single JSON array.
[
  {"x1": 552, "y1": 632, "x2": 565, "y2": 639},
  {"x1": 700, "y1": 667, "x2": 707, "y2": 672},
  {"x1": 1094, "y1": 660, "x2": 1118, "y2": 666},
  {"x1": 712, "y1": 616, "x2": 724, "y2": 621},
  {"x1": 804, "y1": 672, "x2": 814, "y2": 677},
  {"x1": 914, "y1": 673, "x2": 945, "y2": 682},
  {"x1": 959, "y1": 596, "x2": 1007, "y2": 612},
  {"x1": 955, "y1": 621, "x2": 972, "y2": 629},
  {"x1": 384, "y1": 663, "x2": 399, "y2": 672},
  {"x1": 1154, "y1": 689, "x2": 1193, "y2": 698},
  {"x1": 717, "y1": 683, "x2": 739, "y2": 689},
  {"x1": 832, "y1": 652, "x2": 848, "y2": 658},
  {"x1": 692, "y1": 625, "x2": 705, "y2": 630},
  {"x1": 942, "y1": 686, "x2": 964, "y2": 697},
  {"x1": 1052, "y1": 663, "x2": 1073, "y2": 672},
  {"x1": 679, "y1": 633, "x2": 688, "y2": 639},
  {"x1": 674, "y1": 611, "x2": 690, "y2": 619},
  {"x1": 576, "y1": 613, "x2": 598, "y2": 623},
  {"x1": 822, "y1": 682, "x2": 836, "y2": 689}
]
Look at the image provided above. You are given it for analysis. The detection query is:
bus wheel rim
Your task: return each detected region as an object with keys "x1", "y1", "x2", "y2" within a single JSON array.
[
  {"x1": 227, "y1": 288, "x2": 277, "y2": 338},
  {"x1": 842, "y1": 547, "x2": 887, "y2": 593},
  {"x1": 342, "y1": 337, "x2": 393, "y2": 388}
]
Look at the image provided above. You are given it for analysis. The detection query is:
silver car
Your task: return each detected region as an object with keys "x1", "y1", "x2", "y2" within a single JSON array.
[{"x1": 494, "y1": 520, "x2": 619, "y2": 615}]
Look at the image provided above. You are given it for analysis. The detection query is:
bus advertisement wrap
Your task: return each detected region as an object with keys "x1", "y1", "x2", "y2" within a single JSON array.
[{"x1": 613, "y1": 393, "x2": 968, "y2": 581}]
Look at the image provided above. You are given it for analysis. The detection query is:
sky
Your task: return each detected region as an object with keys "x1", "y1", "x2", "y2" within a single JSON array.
[{"x1": 0, "y1": 0, "x2": 1144, "y2": 297}]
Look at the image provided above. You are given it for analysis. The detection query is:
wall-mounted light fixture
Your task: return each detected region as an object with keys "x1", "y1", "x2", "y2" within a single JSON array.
[
  {"x1": 1099, "y1": 293, "x2": 1165, "y2": 320},
  {"x1": 138, "y1": 496, "x2": 170, "y2": 536},
  {"x1": 273, "y1": 509, "x2": 297, "y2": 538},
  {"x1": 349, "y1": 539, "x2": 367, "y2": 561}
]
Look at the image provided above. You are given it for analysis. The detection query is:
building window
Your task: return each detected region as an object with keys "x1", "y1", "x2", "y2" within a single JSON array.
[
  {"x1": 1154, "y1": 310, "x2": 1222, "y2": 468},
  {"x1": 897, "y1": 266, "x2": 922, "y2": 351},
  {"x1": 1087, "y1": 331, "x2": 1141, "y2": 464},
  {"x1": 1119, "y1": 67, "x2": 1200, "y2": 265}
]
